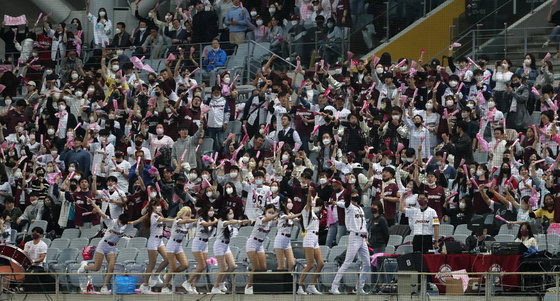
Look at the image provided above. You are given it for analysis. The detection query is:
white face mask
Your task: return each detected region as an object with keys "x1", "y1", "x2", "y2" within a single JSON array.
[
  {"x1": 256, "y1": 20, "x2": 263, "y2": 26},
  {"x1": 201, "y1": 174, "x2": 209, "y2": 180},
  {"x1": 189, "y1": 173, "x2": 197, "y2": 180},
  {"x1": 271, "y1": 186, "x2": 278, "y2": 193},
  {"x1": 71, "y1": 73, "x2": 79, "y2": 80},
  {"x1": 206, "y1": 191, "x2": 213, "y2": 197},
  {"x1": 446, "y1": 100, "x2": 454, "y2": 107},
  {"x1": 226, "y1": 187, "x2": 234, "y2": 195},
  {"x1": 349, "y1": 178, "x2": 356, "y2": 184},
  {"x1": 392, "y1": 115, "x2": 400, "y2": 120},
  {"x1": 208, "y1": 211, "x2": 214, "y2": 217},
  {"x1": 287, "y1": 203, "x2": 293, "y2": 210},
  {"x1": 467, "y1": 103, "x2": 475, "y2": 109},
  {"x1": 459, "y1": 202, "x2": 466, "y2": 209},
  {"x1": 148, "y1": 12, "x2": 153, "y2": 18},
  {"x1": 98, "y1": 137, "x2": 105, "y2": 143},
  {"x1": 51, "y1": 150, "x2": 58, "y2": 156},
  {"x1": 115, "y1": 28, "x2": 121, "y2": 34},
  {"x1": 476, "y1": 170, "x2": 483, "y2": 176},
  {"x1": 255, "y1": 179, "x2": 263, "y2": 185},
  {"x1": 59, "y1": 105, "x2": 66, "y2": 111},
  {"x1": 426, "y1": 103, "x2": 433, "y2": 110},
  {"x1": 319, "y1": 178, "x2": 327, "y2": 185},
  {"x1": 386, "y1": 159, "x2": 392, "y2": 165},
  {"x1": 45, "y1": 69, "x2": 53, "y2": 75},
  {"x1": 229, "y1": 172, "x2": 238, "y2": 178},
  {"x1": 99, "y1": 11, "x2": 106, "y2": 17},
  {"x1": 250, "y1": 11, "x2": 257, "y2": 16},
  {"x1": 399, "y1": 66, "x2": 407, "y2": 72},
  {"x1": 524, "y1": 59, "x2": 531, "y2": 65},
  {"x1": 47, "y1": 129, "x2": 55, "y2": 135},
  {"x1": 269, "y1": 7, "x2": 276, "y2": 14},
  {"x1": 259, "y1": 129, "x2": 265, "y2": 135},
  {"x1": 291, "y1": 20, "x2": 298, "y2": 26},
  {"x1": 461, "y1": 113, "x2": 468, "y2": 119},
  {"x1": 5, "y1": 99, "x2": 11, "y2": 106},
  {"x1": 32, "y1": 52, "x2": 38, "y2": 57},
  {"x1": 88, "y1": 87, "x2": 95, "y2": 94},
  {"x1": 68, "y1": 167, "x2": 75, "y2": 172},
  {"x1": 150, "y1": 192, "x2": 157, "y2": 199},
  {"x1": 281, "y1": 154, "x2": 289, "y2": 161},
  {"x1": 322, "y1": 139, "x2": 331, "y2": 145},
  {"x1": 242, "y1": 157, "x2": 249, "y2": 163},
  {"x1": 449, "y1": 81, "x2": 458, "y2": 88},
  {"x1": 112, "y1": 65, "x2": 120, "y2": 72},
  {"x1": 376, "y1": 67, "x2": 384, "y2": 74},
  {"x1": 31, "y1": 200, "x2": 38, "y2": 206},
  {"x1": 139, "y1": 27, "x2": 146, "y2": 32},
  {"x1": 223, "y1": 77, "x2": 231, "y2": 84},
  {"x1": 66, "y1": 131, "x2": 74, "y2": 137},
  {"x1": 75, "y1": 91, "x2": 83, "y2": 97},
  {"x1": 488, "y1": 102, "x2": 495, "y2": 109},
  {"x1": 502, "y1": 63, "x2": 509, "y2": 69}
]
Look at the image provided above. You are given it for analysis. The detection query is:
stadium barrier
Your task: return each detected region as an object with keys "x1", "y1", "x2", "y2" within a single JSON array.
[{"x1": 0, "y1": 270, "x2": 558, "y2": 300}]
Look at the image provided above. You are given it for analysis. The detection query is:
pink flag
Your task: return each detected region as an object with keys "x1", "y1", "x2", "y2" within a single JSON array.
[
  {"x1": 531, "y1": 87, "x2": 541, "y2": 97},
  {"x1": 166, "y1": 53, "x2": 176, "y2": 62},
  {"x1": 476, "y1": 133, "x2": 490, "y2": 152},
  {"x1": 3, "y1": 15, "x2": 27, "y2": 26},
  {"x1": 544, "y1": 52, "x2": 552, "y2": 60}
]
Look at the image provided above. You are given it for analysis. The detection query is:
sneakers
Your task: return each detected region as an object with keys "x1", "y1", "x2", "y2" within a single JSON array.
[
  {"x1": 218, "y1": 282, "x2": 228, "y2": 292},
  {"x1": 77, "y1": 261, "x2": 88, "y2": 273},
  {"x1": 161, "y1": 287, "x2": 172, "y2": 294},
  {"x1": 306, "y1": 285, "x2": 322, "y2": 295},
  {"x1": 139, "y1": 284, "x2": 151, "y2": 294},
  {"x1": 329, "y1": 287, "x2": 341, "y2": 295},
  {"x1": 244, "y1": 285, "x2": 253, "y2": 295},
  {"x1": 297, "y1": 286, "x2": 307, "y2": 295},
  {"x1": 191, "y1": 287, "x2": 199, "y2": 294},
  {"x1": 148, "y1": 275, "x2": 162, "y2": 287},
  {"x1": 211, "y1": 287, "x2": 225, "y2": 294},
  {"x1": 182, "y1": 281, "x2": 194, "y2": 294},
  {"x1": 100, "y1": 286, "x2": 109, "y2": 294}
]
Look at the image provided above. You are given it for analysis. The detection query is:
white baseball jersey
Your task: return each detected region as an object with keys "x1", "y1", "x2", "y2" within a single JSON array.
[
  {"x1": 302, "y1": 207, "x2": 319, "y2": 232},
  {"x1": 101, "y1": 217, "x2": 133, "y2": 245},
  {"x1": 405, "y1": 207, "x2": 439, "y2": 236},
  {"x1": 245, "y1": 184, "x2": 271, "y2": 220},
  {"x1": 249, "y1": 215, "x2": 274, "y2": 241},
  {"x1": 337, "y1": 201, "x2": 367, "y2": 234},
  {"x1": 169, "y1": 219, "x2": 193, "y2": 241},
  {"x1": 277, "y1": 213, "x2": 294, "y2": 236},
  {"x1": 150, "y1": 213, "x2": 164, "y2": 236},
  {"x1": 195, "y1": 217, "x2": 217, "y2": 239}
]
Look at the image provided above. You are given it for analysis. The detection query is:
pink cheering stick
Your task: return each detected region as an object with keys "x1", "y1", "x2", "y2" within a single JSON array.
[
  {"x1": 312, "y1": 125, "x2": 320, "y2": 135},
  {"x1": 195, "y1": 145, "x2": 200, "y2": 153},
  {"x1": 456, "y1": 82, "x2": 465, "y2": 94},
  {"x1": 320, "y1": 59, "x2": 324, "y2": 70},
  {"x1": 273, "y1": 141, "x2": 277, "y2": 154},
  {"x1": 448, "y1": 191, "x2": 458, "y2": 200},
  {"x1": 230, "y1": 74, "x2": 240, "y2": 87},
  {"x1": 372, "y1": 55, "x2": 380, "y2": 66},
  {"x1": 335, "y1": 111, "x2": 341, "y2": 121},
  {"x1": 412, "y1": 88, "x2": 418, "y2": 100},
  {"x1": 256, "y1": 151, "x2": 260, "y2": 158},
  {"x1": 324, "y1": 88, "x2": 331, "y2": 96},
  {"x1": 217, "y1": 74, "x2": 221, "y2": 86},
  {"x1": 548, "y1": 162, "x2": 557, "y2": 173},
  {"x1": 278, "y1": 141, "x2": 285, "y2": 150},
  {"x1": 300, "y1": 79, "x2": 306, "y2": 89},
  {"x1": 93, "y1": 164, "x2": 98, "y2": 175},
  {"x1": 326, "y1": 64, "x2": 330, "y2": 72},
  {"x1": 189, "y1": 67, "x2": 200, "y2": 77},
  {"x1": 74, "y1": 122, "x2": 82, "y2": 131},
  {"x1": 419, "y1": 49, "x2": 425, "y2": 61},
  {"x1": 69, "y1": 171, "x2": 75, "y2": 180},
  {"x1": 534, "y1": 159, "x2": 546, "y2": 164},
  {"x1": 462, "y1": 164, "x2": 469, "y2": 178},
  {"x1": 242, "y1": 124, "x2": 248, "y2": 137},
  {"x1": 495, "y1": 215, "x2": 508, "y2": 223},
  {"x1": 396, "y1": 59, "x2": 407, "y2": 68},
  {"x1": 450, "y1": 42, "x2": 462, "y2": 48},
  {"x1": 35, "y1": 12, "x2": 43, "y2": 25},
  {"x1": 471, "y1": 178, "x2": 480, "y2": 189},
  {"x1": 40, "y1": 134, "x2": 43, "y2": 146},
  {"x1": 399, "y1": 82, "x2": 405, "y2": 92},
  {"x1": 544, "y1": 52, "x2": 552, "y2": 60},
  {"x1": 224, "y1": 133, "x2": 235, "y2": 144},
  {"x1": 293, "y1": 143, "x2": 298, "y2": 152},
  {"x1": 147, "y1": 186, "x2": 152, "y2": 198},
  {"x1": 347, "y1": 51, "x2": 354, "y2": 60},
  {"x1": 368, "y1": 82, "x2": 376, "y2": 94},
  {"x1": 296, "y1": 58, "x2": 301, "y2": 70},
  {"x1": 531, "y1": 87, "x2": 541, "y2": 97},
  {"x1": 467, "y1": 57, "x2": 480, "y2": 69},
  {"x1": 82, "y1": 212, "x2": 92, "y2": 217},
  {"x1": 511, "y1": 138, "x2": 520, "y2": 148},
  {"x1": 213, "y1": 152, "x2": 219, "y2": 163},
  {"x1": 442, "y1": 152, "x2": 447, "y2": 164},
  {"x1": 425, "y1": 155, "x2": 433, "y2": 165},
  {"x1": 136, "y1": 156, "x2": 141, "y2": 167}
]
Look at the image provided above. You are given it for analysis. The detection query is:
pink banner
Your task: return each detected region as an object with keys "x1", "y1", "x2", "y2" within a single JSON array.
[{"x1": 3, "y1": 15, "x2": 27, "y2": 26}]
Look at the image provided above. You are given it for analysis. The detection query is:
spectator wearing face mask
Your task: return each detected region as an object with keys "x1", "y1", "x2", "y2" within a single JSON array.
[
  {"x1": 192, "y1": 0, "x2": 219, "y2": 43},
  {"x1": 15, "y1": 192, "x2": 43, "y2": 232},
  {"x1": 201, "y1": 39, "x2": 227, "y2": 86},
  {"x1": 59, "y1": 50, "x2": 82, "y2": 84},
  {"x1": 246, "y1": 16, "x2": 270, "y2": 43},
  {"x1": 225, "y1": 0, "x2": 250, "y2": 45},
  {"x1": 111, "y1": 22, "x2": 131, "y2": 48},
  {"x1": 504, "y1": 74, "x2": 530, "y2": 132},
  {"x1": 86, "y1": 0, "x2": 112, "y2": 48}
]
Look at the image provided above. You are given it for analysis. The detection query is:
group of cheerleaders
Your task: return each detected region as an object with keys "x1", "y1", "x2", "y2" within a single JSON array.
[{"x1": 77, "y1": 185, "x2": 325, "y2": 295}]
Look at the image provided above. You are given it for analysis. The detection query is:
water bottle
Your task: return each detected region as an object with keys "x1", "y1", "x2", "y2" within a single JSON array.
[
  {"x1": 442, "y1": 242, "x2": 447, "y2": 255},
  {"x1": 86, "y1": 276, "x2": 93, "y2": 293}
]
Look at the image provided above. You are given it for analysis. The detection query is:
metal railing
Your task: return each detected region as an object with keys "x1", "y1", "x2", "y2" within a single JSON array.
[{"x1": 2, "y1": 270, "x2": 559, "y2": 300}]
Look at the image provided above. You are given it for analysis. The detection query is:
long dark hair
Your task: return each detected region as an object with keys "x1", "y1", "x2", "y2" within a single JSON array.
[
  {"x1": 142, "y1": 199, "x2": 160, "y2": 228},
  {"x1": 97, "y1": 8, "x2": 108, "y2": 23},
  {"x1": 516, "y1": 222, "x2": 534, "y2": 239},
  {"x1": 200, "y1": 205, "x2": 215, "y2": 234},
  {"x1": 54, "y1": 23, "x2": 66, "y2": 39},
  {"x1": 279, "y1": 199, "x2": 290, "y2": 215},
  {"x1": 218, "y1": 206, "x2": 233, "y2": 240}
]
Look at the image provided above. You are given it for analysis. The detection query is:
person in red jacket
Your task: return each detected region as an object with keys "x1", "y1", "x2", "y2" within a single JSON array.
[{"x1": 371, "y1": 167, "x2": 399, "y2": 226}]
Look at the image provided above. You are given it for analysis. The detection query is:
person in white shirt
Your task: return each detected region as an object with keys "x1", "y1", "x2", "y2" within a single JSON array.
[
  {"x1": 399, "y1": 192, "x2": 440, "y2": 253},
  {"x1": 210, "y1": 207, "x2": 250, "y2": 294},
  {"x1": 274, "y1": 199, "x2": 301, "y2": 272},
  {"x1": 296, "y1": 186, "x2": 324, "y2": 295},
  {"x1": 330, "y1": 189, "x2": 370, "y2": 295},
  {"x1": 78, "y1": 198, "x2": 146, "y2": 294},
  {"x1": 108, "y1": 151, "x2": 131, "y2": 193},
  {"x1": 24, "y1": 227, "x2": 48, "y2": 270},
  {"x1": 161, "y1": 206, "x2": 197, "y2": 294},
  {"x1": 92, "y1": 176, "x2": 126, "y2": 219}
]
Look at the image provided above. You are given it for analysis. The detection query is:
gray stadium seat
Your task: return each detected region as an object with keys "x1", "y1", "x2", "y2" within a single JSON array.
[
  {"x1": 80, "y1": 227, "x2": 101, "y2": 239},
  {"x1": 45, "y1": 248, "x2": 60, "y2": 271},
  {"x1": 61, "y1": 228, "x2": 81, "y2": 239},
  {"x1": 50, "y1": 238, "x2": 71, "y2": 250},
  {"x1": 69, "y1": 237, "x2": 89, "y2": 250},
  {"x1": 28, "y1": 220, "x2": 48, "y2": 233},
  {"x1": 41, "y1": 237, "x2": 52, "y2": 247},
  {"x1": 90, "y1": 237, "x2": 102, "y2": 247},
  {"x1": 49, "y1": 248, "x2": 80, "y2": 273},
  {"x1": 384, "y1": 245, "x2": 395, "y2": 254},
  {"x1": 225, "y1": 121, "x2": 242, "y2": 136},
  {"x1": 128, "y1": 237, "x2": 147, "y2": 249},
  {"x1": 117, "y1": 237, "x2": 130, "y2": 250},
  {"x1": 387, "y1": 235, "x2": 403, "y2": 246},
  {"x1": 327, "y1": 245, "x2": 347, "y2": 262},
  {"x1": 319, "y1": 245, "x2": 330, "y2": 260},
  {"x1": 319, "y1": 262, "x2": 338, "y2": 290},
  {"x1": 403, "y1": 235, "x2": 414, "y2": 244},
  {"x1": 116, "y1": 248, "x2": 138, "y2": 264},
  {"x1": 454, "y1": 224, "x2": 472, "y2": 236},
  {"x1": 498, "y1": 224, "x2": 520, "y2": 236},
  {"x1": 338, "y1": 235, "x2": 349, "y2": 247},
  {"x1": 494, "y1": 234, "x2": 514, "y2": 242},
  {"x1": 439, "y1": 224, "x2": 454, "y2": 237},
  {"x1": 341, "y1": 263, "x2": 361, "y2": 291},
  {"x1": 200, "y1": 137, "x2": 214, "y2": 155},
  {"x1": 453, "y1": 234, "x2": 468, "y2": 244}
]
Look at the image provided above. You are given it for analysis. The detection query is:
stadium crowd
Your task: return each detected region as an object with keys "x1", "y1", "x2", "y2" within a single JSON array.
[{"x1": 0, "y1": 0, "x2": 558, "y2": 296}]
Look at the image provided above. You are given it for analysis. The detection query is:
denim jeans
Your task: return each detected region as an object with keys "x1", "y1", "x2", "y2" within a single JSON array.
[
  {"x1": 206, "y1": 127, "x2": 225, "y2": 153},
  {"x1": 326, "y1": 222, "x2": 347, "y2": 247},
  {"x1": 549, "y1": 27, "x2": 560, "y2": 42}
]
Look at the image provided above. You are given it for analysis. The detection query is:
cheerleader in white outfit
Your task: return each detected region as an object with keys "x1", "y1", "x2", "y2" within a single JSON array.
[
  {"x1": 244, "y1": 204, "x2": 278, "y2": 295},
  {"x1": 161, "y1": 206, "x2": 197, "y2": 294},
  {"x1": 182, "y1": 205, "x2": 218, "y2": 294},
  {"x1": 140, "y1": 199, "x2": 175, "y2": 294},
  {"x1": 78, "y1": 198, "x2": 146, "y2": 294},
  {"x1": 210, "y1": 206, "x2": 250, "y2": 294},
  {"x1": 296, "y1": 187, "x2": 324, "y2": 295},
  {"x1": 274, "y1": 199, "x2": 301, "y2": 271}
]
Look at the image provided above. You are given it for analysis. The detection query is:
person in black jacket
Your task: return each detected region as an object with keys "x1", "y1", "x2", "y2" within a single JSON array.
[
  {"x1": 192, "y1": 1, "x2": 219, "y2": 43},
  {"x1": 111, "y1": 22, "x2": 131, "y2": 48},
  {"x1": 368, "y1": 200, "x2": 389, "y2": 253},
  {"x1": 448, "y1": 120, "x2": 473, "y2": 169}
]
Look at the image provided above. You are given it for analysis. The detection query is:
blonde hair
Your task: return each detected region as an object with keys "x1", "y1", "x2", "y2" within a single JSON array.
[{"x1": 176, "y1": 206, "x2": 191, "y2": 219}]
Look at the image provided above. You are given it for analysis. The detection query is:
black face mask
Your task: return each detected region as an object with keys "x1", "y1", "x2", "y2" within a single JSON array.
[
  {"x1": 352, "y1": 197, "x2": 360, "y2": 203},
  {"x1": 70, "y1": 184, "x2": 77, "y2": 191},
  {"x1": 511, "y1": 82, "x2": 520, "y2": 88},
  {"x1": 502, "y1": 168, "x2": 511, "y2": 174},
  {"x1": 324, "y1": 116, "x2": 332, "y2": 123},
  {"x1": 177, "y1": 89, "x2": 186, "y2": 95},
  {"x1": 115, "y1": 154, "x2": 123, "y2": 159},
  {"x1": 37, "y1": 173, "x2": 44, "y2": 178},
  {"x1": 414, "y1": 122, "x2": 422, "y2": 127},
  {"x1": 155, "y1": 92, "x2": 161, "y2": 97},
  {"x1": 148, "y1": 79, "x2": 156, "y2": 84},
  {"x1": 135, "y1": 140, "x2": 143, "y2": 147}
]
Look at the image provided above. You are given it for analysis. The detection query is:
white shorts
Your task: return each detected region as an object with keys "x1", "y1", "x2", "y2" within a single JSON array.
[
  {"x1": 213, "y1": 240, "x2": 232, "y2": 256},
  {"x1": 166, "y1": 239, "x2": 185, "y2": 254},
  {"x1": 95, "y1": 241, "x2": 116, "y2": 255},
  {"x1": 274, "y1": 234, "x2": 292, "y2": 250},
  {"x1": 191, "y1": 238, "x2": 209, "y2": 253},
  {"x1": 245, "y1": 237, "x2": 265, "y2": 253},
  {"x1": 148, "y1": 236, "x2": 165, "y2": 251},
  {"x1": 303, "y1": 232, "x2": 319, "y2": 249}
]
